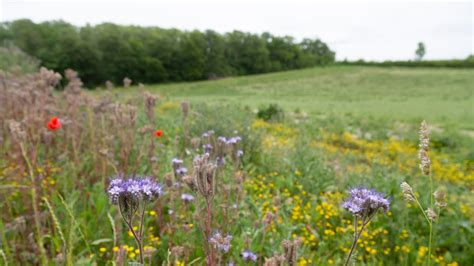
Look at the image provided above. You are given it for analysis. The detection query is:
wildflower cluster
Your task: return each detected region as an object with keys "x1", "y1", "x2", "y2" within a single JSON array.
[
  {"x1": 342, "y1": 187, "x2": 390, "y2": 217},
  {"x1": 342, "y1": 187, "x2": 390, "y2": 266},
  {"x1": 209, "y1": 231, "x2": 233, "y2": 253},
  {"x1": 107, "y1": 175, "x2": 163, "y2": 264},
  {"x1": 107, "y1": 176, "x2": 163, "y2": 203}
]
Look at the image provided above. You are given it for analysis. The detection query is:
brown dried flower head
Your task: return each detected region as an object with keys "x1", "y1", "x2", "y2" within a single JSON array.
[
  {"x1": 434, "y1": 188, "x2": 447, "y2": 208},
  {"x1": 426, "y1": 208, "x2": 437, "y2": 222},
  {"x1": 123, "y1": 77, "x2": 132, "y2": 88},
  {"x1": 418, "y1": 120, "x2": 431, "y2": 175},
  {"x1": 400, "y1": 181, "x2": 415, "y2": 202},
  {"x1": 192, "y1": 153, "x2": 217, "y2": 199}
]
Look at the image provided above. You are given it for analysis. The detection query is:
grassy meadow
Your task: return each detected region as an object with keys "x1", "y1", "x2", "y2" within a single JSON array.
[
  {"x1": 109, "y1": 66, "x2": 474, "y2": 129},
  {"x1": 1, "y1": 66, "x2": 473, "y2": 266}
]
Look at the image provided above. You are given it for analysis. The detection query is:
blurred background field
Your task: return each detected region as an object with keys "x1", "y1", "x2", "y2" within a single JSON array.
[{"x1": 105, "y1": 66, "x2": 474, "y2": 129}]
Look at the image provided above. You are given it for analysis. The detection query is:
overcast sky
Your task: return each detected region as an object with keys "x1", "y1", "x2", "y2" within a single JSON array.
[{"x1": 1, "y1": 0, "x2": 472, "y2": 61}]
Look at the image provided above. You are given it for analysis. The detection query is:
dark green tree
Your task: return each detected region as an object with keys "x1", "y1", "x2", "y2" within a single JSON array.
[{"x1": 416, "y1": 42, "x2": 426, "y2": 61}]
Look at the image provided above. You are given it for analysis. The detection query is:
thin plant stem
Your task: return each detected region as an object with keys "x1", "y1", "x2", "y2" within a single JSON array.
[
  {"x1": 204, "y1": 198, "x2": 215, "y2": 266},
  {"x1": 118, "y1": 202, "x2": 144, "y2": 264},
  {"x1": 344, "y1": 211, "x2": 377, "y2": 266},
  {"x1": 427, "y1": 172, "x2": 433, "y2": 266},
  {"x1": 344, "y1": 217, "x2": 367, "y2": 266}
]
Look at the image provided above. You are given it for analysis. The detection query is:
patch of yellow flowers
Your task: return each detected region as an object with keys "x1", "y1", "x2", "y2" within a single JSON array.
[{"x1": 312, "y1": 131, "x2": 473, "y2": 187}]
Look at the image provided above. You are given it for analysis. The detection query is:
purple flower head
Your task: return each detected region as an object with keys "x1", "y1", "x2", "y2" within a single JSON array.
[
  {"x1": 202, "y1": 132, "x2": 209, "y2": 138},
  {"x1": 172, "y1": 158, "x2": 183, "y2": 166},
  {"x1": 181, "y1": 193, "x2": 195, "y2": 203},
  {"x1": 241, "y1": 250, "x2": 258, "y2": 262},
  {"x1": 236, "y1": 150, "x2": 244, "y2": 158},
  {"x1": 342, "y1": 187, "x2": 390, "y2": 217},
  {"x1": 209, "y1": 231, "x2": 232, "y2": 253},
  {"x1": 217, "y1": 136, "x2": 227, "y2": 143},
  {"x1": 176, "y1": 167, "x2": 188, "y2": 175},
  {"x1": 217, "y1": 156, "x2": 225, "y2": 166},
  {"x1": 227, "y1": 136, "x2": 242, "y2": 145},
  {"x1": 203, "y1": 144, "x2": 213, "y2": 153},
  {"x1": 107, "y1": 176, "x2": 163, "y2": 204}
]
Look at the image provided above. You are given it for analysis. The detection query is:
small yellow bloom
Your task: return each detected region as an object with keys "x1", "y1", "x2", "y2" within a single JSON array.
[
  {"x1": 149, "y1": 210, "x2": 157, "y2": 216},
  {"x1": 129, "y1": 252, "x2": 136, "y2": 259},
  {"x1": 99, "y1": 247, "x2": 107, "y2": 253},
  {"x1": 113, "y1": 246, "x2": 120, "y2": 252}
]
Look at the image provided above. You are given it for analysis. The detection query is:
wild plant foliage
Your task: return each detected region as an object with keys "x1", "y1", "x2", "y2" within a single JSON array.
[{"x1": 0, "y1": 68, "x2": 471, "y2": 265}]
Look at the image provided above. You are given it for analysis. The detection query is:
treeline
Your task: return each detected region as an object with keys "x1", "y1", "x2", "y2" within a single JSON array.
[
  {"x1": 0, "y1": 19, "x2": 335, "y2": 86},
  {"x1": 338, "y1": 57, "x2": 474, "y2": 68}
]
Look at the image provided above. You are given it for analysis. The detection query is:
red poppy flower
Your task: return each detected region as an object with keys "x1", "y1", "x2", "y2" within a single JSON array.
[
  {"x1": 47, "y1": 117, "x2": 61, "y2": 131},
  {"x1": 154, "y1": 129, "x2": 163, "y2": 138}
]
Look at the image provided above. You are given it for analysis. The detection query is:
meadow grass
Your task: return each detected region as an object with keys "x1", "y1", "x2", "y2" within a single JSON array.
[
  {"x1": 105, "y1": 66, "x2": 474, "y2": 129},
  {"x1": 1, "y1": 67, "x2": 473, "y2": 265}
]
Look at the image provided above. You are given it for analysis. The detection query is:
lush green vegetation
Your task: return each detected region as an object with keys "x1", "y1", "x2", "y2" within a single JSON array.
[
  {"x1": 0, "y1": 19, "x2": 335, "y2": 86},
  {"x1": 0, "y1": 42, "x2": 40, "y2": 73},
  {"x1": 106, "y1": 66, "x2": 474, "y2": 129},
  {"x1": 338, "y1": 57, "x2": 474, "y2": 68},
  {"x1": 1, "y1": 66, "x2": 472, "y2": 265}
]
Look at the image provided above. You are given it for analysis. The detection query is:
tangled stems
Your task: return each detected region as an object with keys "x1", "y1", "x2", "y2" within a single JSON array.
[
  {"x1": 118, "y1": 201, "x2": 147, "y2": 264},
  {"x1": 20, "y1": 143, "x2": 48, "y2": 265}
]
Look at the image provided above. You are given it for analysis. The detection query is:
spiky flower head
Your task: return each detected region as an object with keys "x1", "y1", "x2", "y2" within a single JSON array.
[
  {"x1": 400, "y1": 182, "x2": 415, "y2": 202},
  {"x1": 342, "y1": 187, "x2": 390, "y2": 217},
  {"x1": 418, "y1": 120, "x2": 431, "y2": 175},
  {"x1": 209, "y1": 231, "x2": 232, "y2": 253},
  {"x1": 282, "y1": 239, "x2": 301, "y2": 266},
  {"x1": 241, "y1": 250, "x2": 258, "y2": 262},
  {"x1": 192, "y1": 153, "x2": 217, "y2": 199}
]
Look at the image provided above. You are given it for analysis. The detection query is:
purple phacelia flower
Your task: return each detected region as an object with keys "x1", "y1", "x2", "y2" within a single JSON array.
[
  {"x1": 241, "y1": 250, "x2": 258, "y2": 262},
  {"x1": 217, "y1": 156, "x2": 225, "y2": 166},
  {"x1": 203, "y1": 144, "x2": 213, "y2": 153},
  {"x1": 172, "y1": 158, "x2": 183, "y2": 166},
  {"x1": 107, "y1": 176, "x2": 162, "y2": 204},
  {"x1": 227, "y1": 136, "x2": 242, "y2": 145},
  {"x1": 342, "y1": 187, "x2": 390, "y2": 217},
  {"x1": 209, "y1": 231, "x2": 232, "y2": 253},
  {"x1": 181, "y1": 193, "x2": 195, "y2": 202},
  {"x1": 176, "y1": 167, "x2": 188, "y2": 175},
  {"x1": 236, "y1": 150, "x2": 244, "y2": 157}
]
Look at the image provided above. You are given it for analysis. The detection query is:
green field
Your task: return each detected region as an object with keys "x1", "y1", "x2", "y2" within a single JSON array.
[{"x1": 110, "y1": 66, "x2": 474, "y2": 129}]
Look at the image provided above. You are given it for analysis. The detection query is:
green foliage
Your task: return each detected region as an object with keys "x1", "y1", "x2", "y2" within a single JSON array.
[
  {"x1": 0, "y1": 19, "x2": 336, "y2": 86},
  {"x1": 257, "y1": 104, "x2": 285, "y2": 122},
  {"x1": 338, "y1": 58, "x2": 474, "y2": 68},
  {"x1": 0, "y1": 42, "x2": 39, "y2": 73},
  {"x1": 415, "y1": 42, "x2": 426, "y2": 61}
]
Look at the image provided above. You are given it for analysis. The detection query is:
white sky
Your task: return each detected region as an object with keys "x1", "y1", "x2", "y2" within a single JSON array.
[{"x1": 1, "y1": 0, "x2": 473, "y2": 61}]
